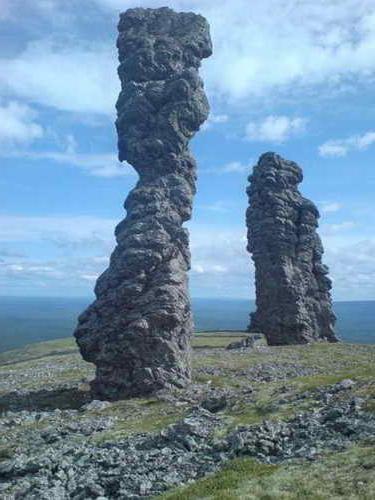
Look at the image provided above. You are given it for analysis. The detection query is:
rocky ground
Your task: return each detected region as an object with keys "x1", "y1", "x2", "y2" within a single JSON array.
[{"x1": 0, "y1": 334, "x2": 374, "y2": 499}]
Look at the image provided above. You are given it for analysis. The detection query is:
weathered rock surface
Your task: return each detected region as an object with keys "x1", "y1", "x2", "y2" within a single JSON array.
[
  {"x1": 246, "y1": 152, "x2": 338, "y2": 345},
  {"x1": 74, "y1": 7, "x2": 212, "y2": 399}
]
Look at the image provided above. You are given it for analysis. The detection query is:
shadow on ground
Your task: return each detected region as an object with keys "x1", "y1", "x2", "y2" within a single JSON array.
[{"x1": 0, "y1": 387, "x2": 92, "y2": 414}]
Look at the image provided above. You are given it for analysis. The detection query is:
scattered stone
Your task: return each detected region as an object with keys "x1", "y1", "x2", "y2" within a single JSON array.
[
  {"x1": 201, "y1": 394, "x2": 228, "y2": 413},
  {"x1": 1, "y1": 335, "x2": 373, "y2": 499},
  {"x1": 200, "y1": 361, "x2": 321, "y2": 383},
  {"x1": 246, "y1": 152, "x2": 338, "y2": 345},
  {"x1": 83, "y1": 400, "x2": 112, "y2": 412},
  {"x1": 226, "y1": 398, "x2": 374, "y2": 464},
  {"x1": 335, "y1": 379, "x2": 356, "y2": 391},
  {"x1": 226, "y1": 339, "x2": 248, "y2": 350},
  {"x1": 1, "y1": 398, "x2": 373, "y2": 499},
  {"x1": 74, "y1": 6, "x2": 212, "y2": 400},
  {"x1": 226, "y1": 335, "x2": 264, "y2": 350}
]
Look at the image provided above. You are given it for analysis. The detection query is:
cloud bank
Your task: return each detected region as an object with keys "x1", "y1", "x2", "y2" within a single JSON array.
[
  {"x1": 245, "y1": 115, "x2": 307, "y2": 143},
  {"x1": 0, "y1": 101, "x2": 43, "y2": 145},
  {"x1": 2, "y1": 1, "x2": 375, "y2": 114},
  {"x1": 319, "y1": 131, "x2": 375, "y2": 157}
]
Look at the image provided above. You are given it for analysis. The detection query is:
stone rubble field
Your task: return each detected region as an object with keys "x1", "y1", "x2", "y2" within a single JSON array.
[{"x1": 0, "y1": 335, "x2": 374, "y2": 499}]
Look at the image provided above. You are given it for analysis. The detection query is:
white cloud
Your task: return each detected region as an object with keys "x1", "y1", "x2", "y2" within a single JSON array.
[
  {"x1": 189, "y1": 224, "x2": 253, "y2": 298},
  {"x1": 201, "y1": 160, "x2": 252, "y2": 175},
  {"x1": 189, "y1": 221, "x2": 375, "y2": 300},
  {"x1": 1, "y1": 134, "x2": 135, "y2": 178},
  {"x1": 2, "y1": 1, "x2": 375, "y2": 114},
  {"x1": 1, "y1": 212, "x2": 374, "y2": 300},
  {"x1": 0, "y1": 254, "x2": 110, "y2": 290},
  {"x1": 198, "y1": 201, "x2": 230, "y2": 213},
  {"x1": 320, "y1": 221, "x2": 356, "y2": 235},
  {"x1": 192, "y1": 264, "x2": 204, "y2": 274},
  {"x1": 319, "y1": 202, "x2": 343, "y2": 214},
  {"x1": 0, "y1": 215, "x2": 251, "y2": 298},
  {"x1": 0, "y1": 101, "x2": 43, "y2": 145},
  {"x1": 245, "y1": 115, "x2": 307, "y2": 143},
  {"x1": 323, "y1": 238, "x2": 375, "y2": 300},
  {"x1": 0, "y1": 213, "x2": 117, "y2": 292},
  {"x1": 357, "y1": 131, "x2": 375, "y2": 149},
  {"x1": 95, "y1": 0, "x2": 375, "y2": 102},
  {"x1": 0, "y1": 40, "x2": 119, "y2": 115},
  {"x1": 318, "y1": 142, "x2": 348, "y2": 157},
  {"x1": 0, "y1": 214, "x2": 117, "y2": 245},
  {"x1": 12, "y1": 150, "x2": 132, "y2": 178},
  {"x1": 201, "y1": 113, "x2": 229, "y2": 131},
  {"x1": 319, "y1": 130, "x2": 375, "y2": 157},
  {"x1": 209, "y1": 114, "x2": 228, "y2": 124},
  {"x1": 218, "y1": 161, "x2": 249, "y2": 174},
  {"x1": 80, "y1": 273, "x2": 99, "y2": 282}
]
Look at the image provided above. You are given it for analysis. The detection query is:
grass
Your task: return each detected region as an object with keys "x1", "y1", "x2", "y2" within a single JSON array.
[
  {"x1": 193, "y1": 335, "x2": 247, "y2": 349},
  {"x1": 294, "y1": 365, "x2": 375, "y2": 392},
  {"x1": 0, "y1": 337, "x2": 77, "y2": 366},
  {"x1": 228, "y1": 399, "x2": 293, "y2": 427},
  {"x1": 0, "y1": 445, "x2": 14, "y2": 462},
  {"x1": 158, "y1": 444, "x2": 375, "y2": 500},
  {"x1": 222, "y1": 380, "x2": 315, "y2": 428},
  {"x1": 0, "y1": 331, "x2": 268, "y2": 367},
  {"x1": 90, "y1": 397, "x2": 185, "y2": 443},
  {"x1": 158, "y1": 458, "x2": 279, "y2": 500},
  {"x1": 1, "y1": 336, "x2": 374, "y2": 499},
  {"x1": 0, "y1": 332, "x2": 251, "y2": 367}
]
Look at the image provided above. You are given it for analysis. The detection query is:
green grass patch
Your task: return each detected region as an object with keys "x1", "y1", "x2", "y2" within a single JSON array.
[
  {"x1": 192, "y1": 335, "x2": 246, "y2": 349},
  {"x1": 0, "y1": 332, "x2": 249, "y2": 366},
  {"x1": 91, "y1": 398, "x2": 184, "y2": 443},
  {"x1": 193, "y1": 373, "x2": 243, "y2": 389},
  {"x1": 0, "y1": 445, "x2": 14, "y2": 462},
  {"x1": 229, "y1": 400, "x2": 289, "y2": 426},
  {"x1": 158, "y1": 457, "x2": 278, "y2": 500},
  {"x1": 158, "y1": 445, "x2": 375, "y2": 500},
  {"x1": 295, "y1": 365, "x2": 375, "y2": 392},
  {"x1": 0, "y1": 337, "x2": 77, "y2": 366}
]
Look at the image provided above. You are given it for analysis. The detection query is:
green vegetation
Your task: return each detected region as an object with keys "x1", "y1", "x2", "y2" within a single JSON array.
[
  {"x1": 91, "y1": 398, "x2": 185, "y2": 443},
  {"x1": 0, "y1": 332, "x2": 259, "y2": 365},
  {"x1": 193, "y1": 334, "x2": 247, "y2": 349},
  {"x1": 159, "y1": 458, "x2": 278, "y2": 500},
  {"x1": 0, "y1": 445, "x2": 14, "y2": 462},
  {"x1": 2, "y1": 336, "x2": 374, "y2": 428},
  {"x1": 295, "y1": 367, "x2": 375, "y2": 391},
  {"x1": 0, "y1": 337, "x2": 77, "y2": 366},
  {"x1": 159, "y1": 445, "x2": 375, "y2": 500},
  {"x1": 1, "y1": 335, "x2": 374, "y2": 500}
]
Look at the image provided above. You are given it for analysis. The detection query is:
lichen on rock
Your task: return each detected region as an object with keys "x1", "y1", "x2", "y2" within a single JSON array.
[
  {"x1": 74, "y1": 7, "x2": 212, "y2": 399},
  {"x1": 246, "y1": 152, "x2": 338, "y2": 345}
]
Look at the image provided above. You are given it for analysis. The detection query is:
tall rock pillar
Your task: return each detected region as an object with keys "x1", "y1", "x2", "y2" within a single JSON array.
[
  {"x1": 74, "y1": 7, "x2": 212, "y2": 399},
  {"x1": 246, "y1": 152, "x2": 338, "y2": 345}
]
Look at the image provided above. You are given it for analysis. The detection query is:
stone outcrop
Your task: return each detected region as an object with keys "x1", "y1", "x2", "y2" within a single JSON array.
[
  {"x1": 246, "y1": 152, "x2": 338, "y2": 345},
  {"x1": 74, "y1": 7, "x2": 212, "y2": 399}
]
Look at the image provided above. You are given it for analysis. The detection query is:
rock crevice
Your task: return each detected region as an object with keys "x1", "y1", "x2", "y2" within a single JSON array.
[
  {"x1": 246, "y1": 152, "x2": 338, "y2": 345},
  {"x1": 74, "y1": 7, "x2": 212, "y2": 399}
]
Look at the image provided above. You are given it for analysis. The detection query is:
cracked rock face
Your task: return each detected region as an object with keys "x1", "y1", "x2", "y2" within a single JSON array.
[
  {"x1": 74, "y1": 7, "x2": 212, "y2": 399},
  {"x1": 246, "y1": 152, "x2": 338, "y2": 345}
]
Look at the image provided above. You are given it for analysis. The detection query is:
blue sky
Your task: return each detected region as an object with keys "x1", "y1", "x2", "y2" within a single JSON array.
[{"x1": 0, "y1": 0, "x2": 374, "y2": 300}]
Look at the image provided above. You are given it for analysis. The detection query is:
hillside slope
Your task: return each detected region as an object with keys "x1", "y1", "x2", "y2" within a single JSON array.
[{"x1": 0, "y1": 335, "x2": 374, "y2": 499}]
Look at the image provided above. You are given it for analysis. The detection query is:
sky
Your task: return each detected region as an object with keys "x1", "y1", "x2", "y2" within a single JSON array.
[{"x1": 0, "y1": 0, "x2": 374, "y2": 301}]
